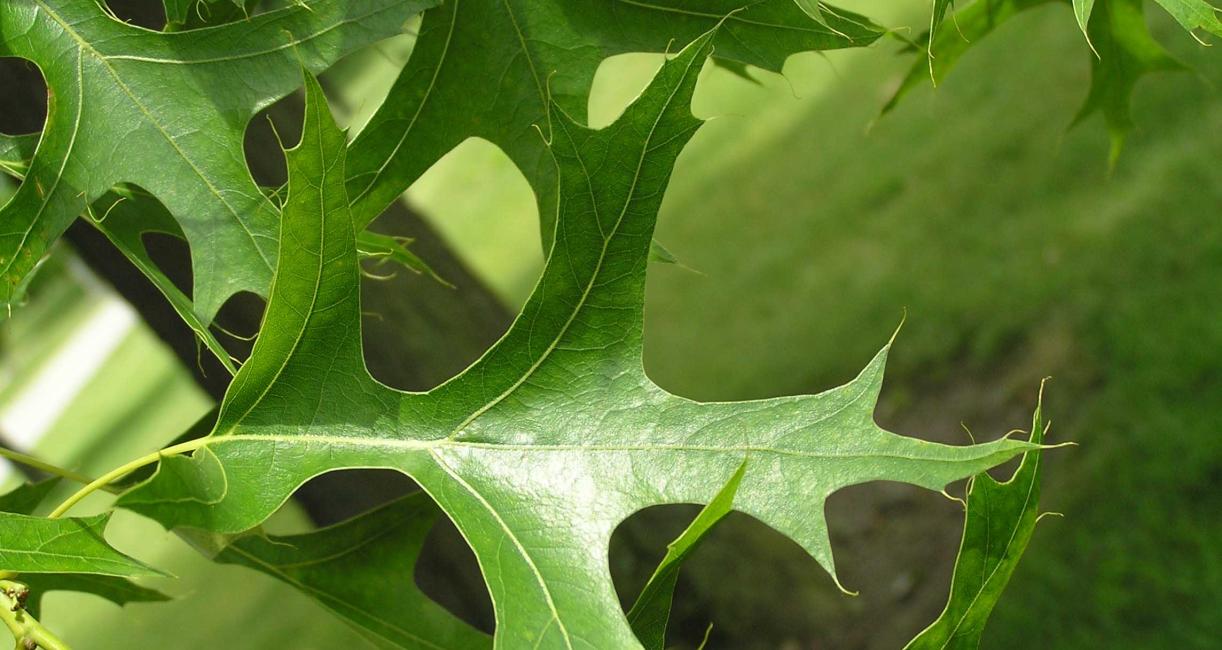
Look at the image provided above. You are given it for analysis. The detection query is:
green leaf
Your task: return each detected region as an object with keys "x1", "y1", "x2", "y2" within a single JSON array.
[
  {"x1": 344, "y1": 0, "x2": 885, "y2": 245},
  {"x1": 904, "y1": 389, "x2": 1052, "y2": 650},
  {"x1": 1073, "y1": 0, "x2": 1097, "y2": 49},
  {"x1": 0, "y1": 132, "x2": 37, "y2": 178},
  {"x1": 881, "y1": 0, "x2": 1183, "y2": 164},
  {"x1": 358, "y1": 230, "x2": 453, "y2": 288},
  {"x1": 216, "y1": 493, "x2": 489, "y2": 650},
  {"x1": 627, "y1": 461, "x2": 745, "y2": 650},
  {"x1": 0, "y1": 477, "x2": 170, "y2": 620},
  {"x1": 881, "y1": 0, "x2": 1058, "y2": 116},
  {"x1": 18, "y1": 573, "x2": 170, "y2": 619},
  {"x1": 0, "y1": 512, "x2": 162, "y2": 578},
  {"x1": 87, "y1": 190, "x2": 238, "y2": 375},
  {"x1": 1151, "y1": 0, "x2": 1222, "y2": 37},
  {"x1": 0, "y1": 0, "x2": 435, "y2": 321},
  {"x1": 1073, "y1": 0, "x2": 1185, "y2": 165},
  {"x1": 119, "y1": 37, "x2": 1036, "y2": 648},
  {"x1": 0, "y1": 479, "x2": 60, "y2": 516}
]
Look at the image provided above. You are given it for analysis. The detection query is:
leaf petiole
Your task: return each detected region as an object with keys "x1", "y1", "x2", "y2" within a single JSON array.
[
  {"x1": 0, "y1": 579, "x2": 70, "y2": 650},
  {"x1": 47, "y1": 438, "x2": 211, "y2": 520}
]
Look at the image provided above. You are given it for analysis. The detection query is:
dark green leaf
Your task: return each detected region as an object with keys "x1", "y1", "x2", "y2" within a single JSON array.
[
  {"x1": 0, "y1": 479, "x2": 60, "y2": 516},
  {"x1": 1073, "y1": 0, "x2": 1184, "y2": 164},
  {"x1": 217, "y1": 493, "x2": 489, "y2": 650}
]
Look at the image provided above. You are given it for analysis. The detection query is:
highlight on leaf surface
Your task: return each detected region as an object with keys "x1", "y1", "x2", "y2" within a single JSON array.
[{"x1": 113, "y1": 32, "x2": 1042, "y2": 649}]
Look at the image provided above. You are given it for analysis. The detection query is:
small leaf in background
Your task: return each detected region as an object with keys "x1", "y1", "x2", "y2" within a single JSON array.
[
  {"x1": 1073, "y1": 0, "x2": 1185, "y2": 165},
  {"x1": 217, "y1": 493, "x2": 489, "y2": 650},
  {"x1": 358, "y1": 230, "x2": 453, "y2": 288},
  {"x1": 0, "y1": 0, "x2": 436, "y2": 321},
  {"x1": 904, "y1": 387, "x2": 1053, "y2": 650},
  {"x1": 883, "y1": 0, "x2": 1198, "y2": 165},
  {"x1": 628, "y1": 461, "x2": 746, "y2": 650}
]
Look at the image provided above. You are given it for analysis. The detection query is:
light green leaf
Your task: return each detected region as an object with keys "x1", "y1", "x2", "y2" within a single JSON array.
[
  {"x1": 0, "y1": 0, "x2": 435, "y2": 321},
  {"x1": 1152, "y1": 0, "x2": 1222, "y2": 37},
  {"x1": 344, "y1": 0, "x2": 885, "y2": 246},
  {"x1": 881, "y1": 0, "x2": 1058, "y2": 116},
  {"x1": 217, "y1": 493, "x2": 489, "y2": 650},
  {"x1": 358, "y1": 230, "x2": 453, "y2": 288},
  {"x1": 1073, "y1": 0, "x2": 1097, "y2": 49},
  {"x1": 0, "y1": 477, "x2": 170, "y2": 621},
  {"x1": 905, "y1": 389, "x2": 1052, "y2": 649},
  {"x1": 119, "y1": 36, "x2": 1036, "y2": 648},
  {"x1": 627, "y1": 462, "x2": 745, "y2": 650},
  {"x1": 0, "y1": 512, "x2": 162, "y2": 578}
]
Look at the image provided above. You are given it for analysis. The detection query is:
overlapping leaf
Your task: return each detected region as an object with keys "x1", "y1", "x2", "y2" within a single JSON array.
[
  {"x1": 905, "y1": 389, "x2": 1051, "y2": 649},
  {"x1": 0, "y1": 0, "x2": 435, "y2": 321},
  {"x1": 117, "y1": 36, "x2": 1038, "y2": 648},
  {"x1": 0, "y1": 479, "x2": 168, "y2": 616},
  {"x1": 343, "y1": 0, "x2": 886, "y2": 244},
  {"x1": 216, "y1": 493, "x2": 489, "y2": 650}
]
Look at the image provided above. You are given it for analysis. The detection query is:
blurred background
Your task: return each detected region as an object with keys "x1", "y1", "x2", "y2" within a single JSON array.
[{"x1": 0, "y1": 0, "x2": 1218, "y2": 647}]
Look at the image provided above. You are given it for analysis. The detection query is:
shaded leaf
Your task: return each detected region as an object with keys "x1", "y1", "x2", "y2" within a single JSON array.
[
  {"x1": 627, "y1": 461, "x2": 745, "y2": 650},
  {"x1": 19, "y1": 573, "x2": 170, "y2": 619},
  {"x1": 905, "y1": 389, "x2": 1052, "y2": 649},
  {"x1": 217, "y1": 493, "x2": 489, "y2": 650},
  {"x1": 119, "y1": 37, "x2": 1036, "y2": 648},
  {"x1": 0, "y1": 478, "x2": 60, "y2": 516},
  {"x1": 0, "y1": 477, "x2": 170, "y2": 619}
]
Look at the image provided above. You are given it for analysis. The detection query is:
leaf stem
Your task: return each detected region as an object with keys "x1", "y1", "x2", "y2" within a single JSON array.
[
  {"x1": 0, "y1": 448, "x2": 104, "y2": 490},
  {"x1": 47, "y1": 438, "x2": 211, "y2": 520},
  {"x1": 0, "y1": 580, "x2": 71, "y2": 650}
]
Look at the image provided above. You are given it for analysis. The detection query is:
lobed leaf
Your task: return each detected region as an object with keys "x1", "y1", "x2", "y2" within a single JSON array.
[
  {"x1": 0, "y1": 512, "x2": 161, "y2": 578},
  {"x1": 118, "y1": 35, "x2": 1039, "y2": 648},
  {"x1": 0, "y1": 0, "x2": 436, "y2": 321},
  {"x1": 217, "y1": 493, "x2": 489, "y2": 650},
  {"x1": 344, "y1": 0, "x2": 885, "y2": 246}
]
